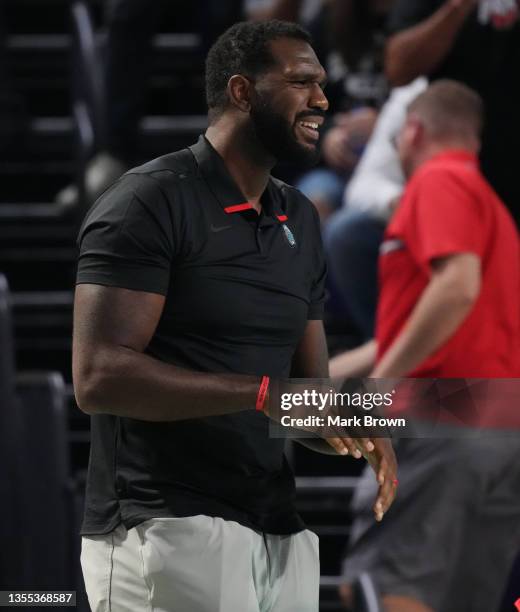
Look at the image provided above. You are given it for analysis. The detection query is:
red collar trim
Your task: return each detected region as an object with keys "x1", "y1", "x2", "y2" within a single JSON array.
[
  {"x1": 224, "y1": 203, "x2": 254, "y2": 213},
  {"x1": 223, "y1": 203, "x2": 289, "y2": 222}
]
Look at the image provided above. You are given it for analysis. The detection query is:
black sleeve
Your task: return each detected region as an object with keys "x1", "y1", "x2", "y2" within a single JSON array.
[
  {"x1": 307, "y1": 202, "x2": 327, "y2": 321},
  {"x1": 76, "y1": 173, "x2": 177, "y2": 296},
  {"x1": 387, "y1": 0, "x2": 444, "y2": 34}
]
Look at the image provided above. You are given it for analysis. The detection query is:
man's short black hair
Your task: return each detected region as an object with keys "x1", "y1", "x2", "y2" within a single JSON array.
[{"x1": 205, "y1": 20, "x2": 312, "y2": 119}]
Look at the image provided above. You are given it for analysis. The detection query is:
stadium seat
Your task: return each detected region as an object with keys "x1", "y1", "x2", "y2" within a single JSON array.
[
  {"x1": 16, "y1": 370, "x2": 71, "y2": 589},
  {"x1": 0, "y1": 274, "x2": 27, "y2": 588}
]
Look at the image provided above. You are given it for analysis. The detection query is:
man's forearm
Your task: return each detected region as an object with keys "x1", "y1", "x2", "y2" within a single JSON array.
[
  {"x1": 290, "y1": 319, "x2": 339, "y2": 454},
  {"x1": 385, "y1": 0, "x2": 476, "y2": 86},
  {"x1": 372, "y1": 274, "x2": 476, "y2": 377},
  {"x1": 329, "y1": 340, "x2": 377, "y2": 379},
  {"x1": 74, "y1": 345, "x2": 260, "y2": 421}
]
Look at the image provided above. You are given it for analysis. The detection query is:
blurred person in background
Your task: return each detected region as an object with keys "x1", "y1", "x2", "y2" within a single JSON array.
[
  {"x1": 324, "y1": 77, "x2": 427, "y2": 345},
  {"x1": 324, "y1": 0, "x2": 520, "y2": 348},
  {"x1": 331, "y1": 80, "x2": 520, "y2": 612},
  {"x1": 385, "y1": 0, "x2": 520, "y2": 227},
  {"x1": 56, "y1": 0, "x2": 164, "y2": 209},
  {"x1": 294, "y1": 0, "x2": 395, "y2": 221},
  {"x1": 297, "y1": 106, "x2": 378, "y2": 222},
  {"x1": 56, "y1": 0, "x2": 242, "y2": 210},
  {"x1": 245, "y1": 0, "x2": 322, "y2": 23}
]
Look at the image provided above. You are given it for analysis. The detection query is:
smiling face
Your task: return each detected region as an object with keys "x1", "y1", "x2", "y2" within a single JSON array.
[{"x1": 248, "y1": 37, "x2": 329, "y2": 166}]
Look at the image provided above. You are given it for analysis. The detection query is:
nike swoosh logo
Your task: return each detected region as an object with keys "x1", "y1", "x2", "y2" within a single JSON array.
[{"x1": 210, "y1": 224, "x2": 232, "y2": 233}]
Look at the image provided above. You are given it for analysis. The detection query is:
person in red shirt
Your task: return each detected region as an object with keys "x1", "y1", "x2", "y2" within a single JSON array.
[
  {"x1": 334, "y1": 80, "x2": 520, "y2": 612},
  {"x1": 376, "y1": 84, "x2": 520, "y2": 380}
]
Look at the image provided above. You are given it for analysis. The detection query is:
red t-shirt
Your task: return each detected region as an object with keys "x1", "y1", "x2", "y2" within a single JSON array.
[{"x1": 376, "y1": 150, "x2": 520, "y2": 377}]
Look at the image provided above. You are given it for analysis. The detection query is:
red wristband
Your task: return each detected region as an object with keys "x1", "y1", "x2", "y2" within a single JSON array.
[{"x1": 256, "y1": 376, "x2": 270, "y2": 412}]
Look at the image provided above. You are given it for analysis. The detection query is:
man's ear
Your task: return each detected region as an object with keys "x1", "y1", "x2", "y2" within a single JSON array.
[
  {"x1": 408, "y1": 114, "x2": 425, "y2": 147},
  {"x1": 227, "y1": 74, "x2": 253, "y2": 113},
  {"x1": 417, "y1": 123, "x2": 427, "y2": 146}
]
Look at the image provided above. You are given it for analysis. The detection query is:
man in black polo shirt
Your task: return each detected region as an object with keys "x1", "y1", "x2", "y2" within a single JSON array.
[{"x1": 73, "y1": 21, "x2": 397, "y2": 612}]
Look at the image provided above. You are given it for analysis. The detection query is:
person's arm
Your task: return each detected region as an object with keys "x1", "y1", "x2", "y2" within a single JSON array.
[
  {"x1": 289, "y1": 320, "x2": 371, "y2": 456},
  {"x1": 73, "y1": 284, "x2": 261, "y2": 420},
  {"x1": 329, "y1": 339, "x2": 377, "y2": 379},
  {"x1": 372, "y1": 252, "x2": 481, "y2": 377},
  {"x1": 289, "y1": 320, "x2": 364, "y2": 456},
  {"x1": 343, "y1": 77, "x2": 428, "y2": 219},
  {"x1": 289, "y1": 321, "x2": 397, "y2": 521},
  {"x1": 385, "y1": 0, "x2": 477, "y2": 86},
  {"x1": 290, "y1": 319, "x2": 330, "y2": 378}
]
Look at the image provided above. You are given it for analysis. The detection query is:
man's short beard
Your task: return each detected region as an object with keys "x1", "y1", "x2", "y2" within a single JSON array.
[{"x1": 250, "y1": 97, "x2": 321, "y2": 168}]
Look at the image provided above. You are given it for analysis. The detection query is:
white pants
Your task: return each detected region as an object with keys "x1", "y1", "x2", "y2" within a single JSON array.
[{"x1": 81, "y1": 515, "x2": 320, "y2": 612}]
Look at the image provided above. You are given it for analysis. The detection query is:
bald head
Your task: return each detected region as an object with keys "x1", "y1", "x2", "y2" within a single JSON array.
[{"x1": 408, "y1": 79, "x2": 484, "y2": 144}]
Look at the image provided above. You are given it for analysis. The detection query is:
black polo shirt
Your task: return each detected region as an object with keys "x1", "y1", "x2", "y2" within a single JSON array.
[{"x1": 76, "y1": 135, "x2": 326, "y2": 535}]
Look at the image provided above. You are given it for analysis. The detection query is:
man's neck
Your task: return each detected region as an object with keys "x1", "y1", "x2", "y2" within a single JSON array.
[
  {"x1": 205, "y1": 117, "x2": 275, "y2": 213},
  {"x1": 412, "y1": 138, "x2": 479, "y2": 175}
]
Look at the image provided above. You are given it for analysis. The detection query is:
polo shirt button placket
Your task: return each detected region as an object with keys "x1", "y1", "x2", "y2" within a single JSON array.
[{"x1": 256, "y1": 226, "x2": 263, "y2": 254}]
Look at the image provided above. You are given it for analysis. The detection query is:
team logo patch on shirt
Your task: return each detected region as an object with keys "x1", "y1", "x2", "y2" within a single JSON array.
[{"x1": 282, "y1": 223, "x2": 297, "y2": 248}]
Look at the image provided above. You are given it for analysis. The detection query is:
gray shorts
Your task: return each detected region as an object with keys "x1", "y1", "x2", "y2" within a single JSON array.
[
  {"x1": 342, "y1": 436, "x2": 520, "y2": 612},
  {"x1": 81, "y1": 515, "x2": 320, "y2": 612}
]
